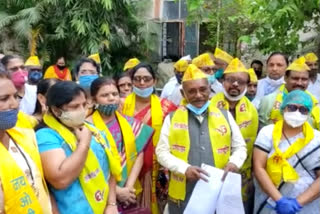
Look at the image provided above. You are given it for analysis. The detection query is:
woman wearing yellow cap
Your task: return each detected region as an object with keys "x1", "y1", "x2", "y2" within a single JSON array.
[{"x1": 122, "y1": 63, "x2": 177, "y2": 213}]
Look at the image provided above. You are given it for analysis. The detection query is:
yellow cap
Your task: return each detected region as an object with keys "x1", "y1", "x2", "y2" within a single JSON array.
[
  {"x1": 123, "y1": 58, "x2": 140, "y2": 71},
  {"x1": 286, "y1": 56, "x2": 310, "y2": 72},
  {"x1": 88, "y1": 53, "x2": 101, "y2": 64},
  {"x1": 192, "y1": 53, "x2": 214, "y2": 68},
  {"x1": 174, "y1": 59, "x2": 189, "y2": 72},
  {"x1": 304, "y1": 52, "x2": 318, "y2": 63},
  {"x1": 182, "y1": 64, "x2": 207, "y2": 82},
  {"x1": 224, "y1": 58, "x2": 248, "y2": 74},
  {"x1": 248, "y1": 68, "x2": 258, "y2": 83},
  {"x1": 25, "y1": 56, "x2": 41, "y2": 67},
  {"x1": 214, "y1": 47, "x2": 234, "y2": 64}
]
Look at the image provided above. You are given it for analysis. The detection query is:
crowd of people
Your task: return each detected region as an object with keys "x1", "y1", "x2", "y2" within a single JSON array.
[{"x1": 0, "y1": 48, "x2": 319, "y2": 214}]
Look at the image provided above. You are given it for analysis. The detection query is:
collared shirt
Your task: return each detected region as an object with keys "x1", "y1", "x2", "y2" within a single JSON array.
[
  {"x1": 156, "y1": 110, "x2": 247, "y2": 175},
  {"x1": 20, "y1": 83, "x2": 37, "y2": 115},
  {"x1": 307, "y1": 74, "x2": 320, "y2": 101}
]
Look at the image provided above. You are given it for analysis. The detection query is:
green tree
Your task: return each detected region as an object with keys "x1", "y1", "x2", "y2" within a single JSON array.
[{"x1": 0, "y1": 0, "x2": 158, "y2": 74}]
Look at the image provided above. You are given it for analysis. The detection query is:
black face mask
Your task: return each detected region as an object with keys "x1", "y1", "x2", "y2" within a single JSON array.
[
  {"x1": 175, "y1": 73, "x2": 184, "y2": 84},
  {"x1": 254, "y1": 69, "x2": 262, "y2": 79},
  {"x1": 57, "y1": 65, "x2": 66, "y2": 70}
]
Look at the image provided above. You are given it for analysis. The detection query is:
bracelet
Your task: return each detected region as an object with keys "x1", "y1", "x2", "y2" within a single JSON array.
[{"x1": 108, "y1": 202, "x2": 117, "y2": 206}]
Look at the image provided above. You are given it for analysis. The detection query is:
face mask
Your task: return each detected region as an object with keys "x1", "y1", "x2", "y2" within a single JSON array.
[
  {"x1": 57, "y1": 65, "x2": 66, "y2": 70},
  {"x1": 0, "y1": 109, "x2": 18, "y2": 130},
  {"x1": 58, "y1": 109, "x2": 87, "y2": 128},
  {"x1": 283, "y1": 111, "x2": 308, "y2": 128},
  {"x1": 133, "y1": 86, "x2": 154, "y2": 98},
  {"x1": 246, "y1": 95, "x2": 255, "y2": 101},
  {"x1": 186, "y1": 101, "x2": 210, "y2": 115},
  {"x1": 207, "y1": 74, "x2": 216, "y2": 85},
  {"x1": 255, "y1": 70, "x2": 262, "y2": 79},
  {"x1": 79, "y1": 74, "x2": 99, "y2": 90},
  {"x1": 266, "y1": 76, "x2": 284, "y2": 86},
  {"x1": 11, "y1": 71, "x2": 28, "y2": 88},
  {"x1": 215, "y1": 68, "x2": 224, "y2": 79},
  {"x1": 222, "y1": 86, "x2": 247, "y2": 102},
  {"x1": 28, "y1": 71, "x2": 43, "y2": 84},
  {"x1": 175, "y1": 73, "x2": 183, "y2": 84},
  {"x1": 97, "y1": 103, "x2": 119, "y2": 116}
]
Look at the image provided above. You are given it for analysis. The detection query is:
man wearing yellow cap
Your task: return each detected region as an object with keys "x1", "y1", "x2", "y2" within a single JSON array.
[
  {"x1": 246, "y1": 68, "x2": 258, "y2": 104},
  {"x1": 210, "y1": 58, "x2": 258, "y2": 213},
  {"x1": 192, "y1": 53, "x2": 224, "y2": 95},
  {"x1": 161, "y1": 59, "x2": 188, "y2": 106},
  {"x1": 259, "y1": 56, "x2": 320, "y2": 129},
  {"x1": 156, "y1": 64, "x2": 247, "y2": 214},
  {"x1": 213, "y1": 47, "x2": 233, "y2": 71},
  {"x1": 305, "y1": 52, "x2": 320, "y2": 100},
  {"x1": 123, "y1": 58, "x2": 140, "y2": 72}
]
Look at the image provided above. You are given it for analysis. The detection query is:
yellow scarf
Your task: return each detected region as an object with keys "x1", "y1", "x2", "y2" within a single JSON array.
[
  {"x1": 0, "y1": 126, "x2": 49, "y2": 213},
  {"x1": 266, "y1": 120, "x2": 314, "y2": 187},
  {"x1": 168, "y1": 104, "x2": 231, "y2": 200},
  {"x1": 92, "y1": 110, "x2": 142, "y2": 194},
  {"x1": 122, "y1": 93, "x2": 163, "y2": 214},
  {"x1": 270, "y1": 85, "x2": 320, "y2": 129},
  {"x1": 43, "y1": 113, "x2": 122, "y2": 213}
]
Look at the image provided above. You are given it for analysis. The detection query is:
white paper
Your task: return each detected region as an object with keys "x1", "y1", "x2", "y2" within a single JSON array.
[
  {"x1": 216, "y1": 170, "x2": 245, "y2": 214},
  {"x1": 184, "y1": 164, "x2": 244, "y2": 214}
]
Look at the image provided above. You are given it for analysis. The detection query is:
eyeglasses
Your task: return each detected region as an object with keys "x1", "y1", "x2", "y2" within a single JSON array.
[
  {"x1": 133, "y1": 76, "x2": 153, "y2": 83},
  {"x1": 224, "y1": 77, "x2": 247, "y2": 86},
  {"x1": 286, "y1": 104, "x2": 309, "y2": 115},
  {"x1": 8, "y1": 65, "x2": 25, "y2": 72}
]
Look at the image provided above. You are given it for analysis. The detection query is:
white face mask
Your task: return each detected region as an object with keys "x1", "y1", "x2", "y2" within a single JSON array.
[
  {"x1": 222, "y1": 86, "x2": 247, "y2": 102},
  {"x1": 266, "y1": 76, "x2": 285, "y2": 86},
  {"x1": 58, "y1": 109, "x2": 87, "y2": 128},
  {"x1": 283, "y1": 111, "x2": 308, "y2": 128}
]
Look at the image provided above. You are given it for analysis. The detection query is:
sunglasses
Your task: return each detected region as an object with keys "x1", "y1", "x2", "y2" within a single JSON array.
[
  {"x1": 286, "y1": 104, "x2": 309, "y2": 115},
  {"x1": 133, "y1": 76, "x2": 153, "y2": 83}
]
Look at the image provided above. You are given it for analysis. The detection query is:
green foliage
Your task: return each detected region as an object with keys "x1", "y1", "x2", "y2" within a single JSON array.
[
  {"x1": 186, "y1": 0, "x2": 320, "y2": 55},
  {"x1": 0, "y1": 0, "x2": 158, "y2": 75}
]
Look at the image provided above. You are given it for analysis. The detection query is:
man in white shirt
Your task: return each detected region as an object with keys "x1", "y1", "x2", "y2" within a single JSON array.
[
  {"x1": 253, "y1": 52, "x2": 288, "y2": 107},
  {"x1": 156, "y1": 64, "x2": 247, "y2": 214},
  {"x1": 161, "y1": 58, "x2": 189, "y2": 106},
  {"x1": 305, "y1": 52, "x2": 320, "y2": 101}
]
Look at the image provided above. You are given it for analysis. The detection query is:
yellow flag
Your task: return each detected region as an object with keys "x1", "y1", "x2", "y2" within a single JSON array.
[{"x1": 123, "y1": 58, "x2": 140, "y2": 71}]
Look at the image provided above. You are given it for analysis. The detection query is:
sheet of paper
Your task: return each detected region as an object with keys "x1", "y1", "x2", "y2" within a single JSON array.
[
  {"x1": 184, "y1": 164, "x2": 224, "y2": 214},
  {"x1": 216, "y1": 171, "x2": 245, "y2": 214}
]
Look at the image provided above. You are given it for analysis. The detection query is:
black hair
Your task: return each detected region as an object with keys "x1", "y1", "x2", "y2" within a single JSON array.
[
  {"x1": 266, "y1": 52, "x2": 289, "y2": 66},
  {"x1": 1, "y1": 55, "x2": 23, "y2": 68},
  {"x1": 90, "y1": 77, "x2": 117, "y2": 98},
  {"x1": 74, "y1": 57, "x2": 100, "y2": 76},
  {"x1": 33, "y1": 78, "x2": 60, "y2": 115},
  {"x1": 250, "y1": 60, "x2": 263, "y2": 67},
  {"x1": 130, "y1": 63, "x2": 156, "y2": 80},
  {"x1": 46, "y1": 81, "x2": 86, "y2": 108},
  {"x1": 0, "y1": 63, "x2": 10, "y2": 79},
  {"x1": 285, "y1": 69, "x2": 310, "y2": 78},
  {"x1": 115, "y1": 71, "x2": 131, "y2": 84}
]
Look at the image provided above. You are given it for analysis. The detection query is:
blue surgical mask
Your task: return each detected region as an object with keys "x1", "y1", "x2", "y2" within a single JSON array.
[
  {"x1": 97, "y1": 103, "x2": 119, "y2": 116},
  {"x1": 79, "y1": 74, "x2": 99, "y2": 89},
  {"x1": 186, "y1": 101, "x2": 210, "y2": 115},
  {"x1": 207, "y1": 74, "x2": 216, "y2": 85},
  {"x1": 28, "y1": 71, "x2": 43, "y2": 84},
  {"x1": 133, "y1": 86, "x2": 154, "y2": 98},
  {"x1": 0, "y1": 109, "x2": 18, "y2": 130},
  {"x1": 215, "y1": 68, "x2": 224, "y2": 79}
]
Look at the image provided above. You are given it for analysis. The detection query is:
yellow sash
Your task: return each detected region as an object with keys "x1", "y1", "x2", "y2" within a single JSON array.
[
  {"x1": 122, "y1": 93, "x2": 163, "y2": 214},
  {"x1": 270, "y1": 85, "x2": 320, "y2": 129},
  {"x1": 0, "y1": 126, "x2": 49, "y2": 213},
  {"x1": 266, "y1": 120, "x2": 314, "y2": 187},
  {"x1": 168, "y1": 104, "x2": 231, "y2": 200},
  {"x1": 92, "y1": 110, "x2": 142, "y2": 194},
  {"x1": 43, "y1": 113, "x2": 122, "y2": 213}
]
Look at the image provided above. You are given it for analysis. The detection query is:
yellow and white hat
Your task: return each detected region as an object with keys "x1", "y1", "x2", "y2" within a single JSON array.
[
  {"x1": 224, "y1": 58, "x2": 248, "y2": 74},
  {"x1": 174, "y1": 59, "x2": 189, "y2": 73},
  {"x1": 182, "y1": 64, "x2": 207, "y2": 82},
  {"x1": 286, "y1": 56, "x2": 310, "y2": 72},
  {"x1": 192, "y1": 53, "x2": 214, "y2": 68}
]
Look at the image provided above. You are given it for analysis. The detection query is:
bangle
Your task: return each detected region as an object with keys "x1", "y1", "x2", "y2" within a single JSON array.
[{"x1": 108, "y1": 202, "x2": 117, "y2": 206}]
